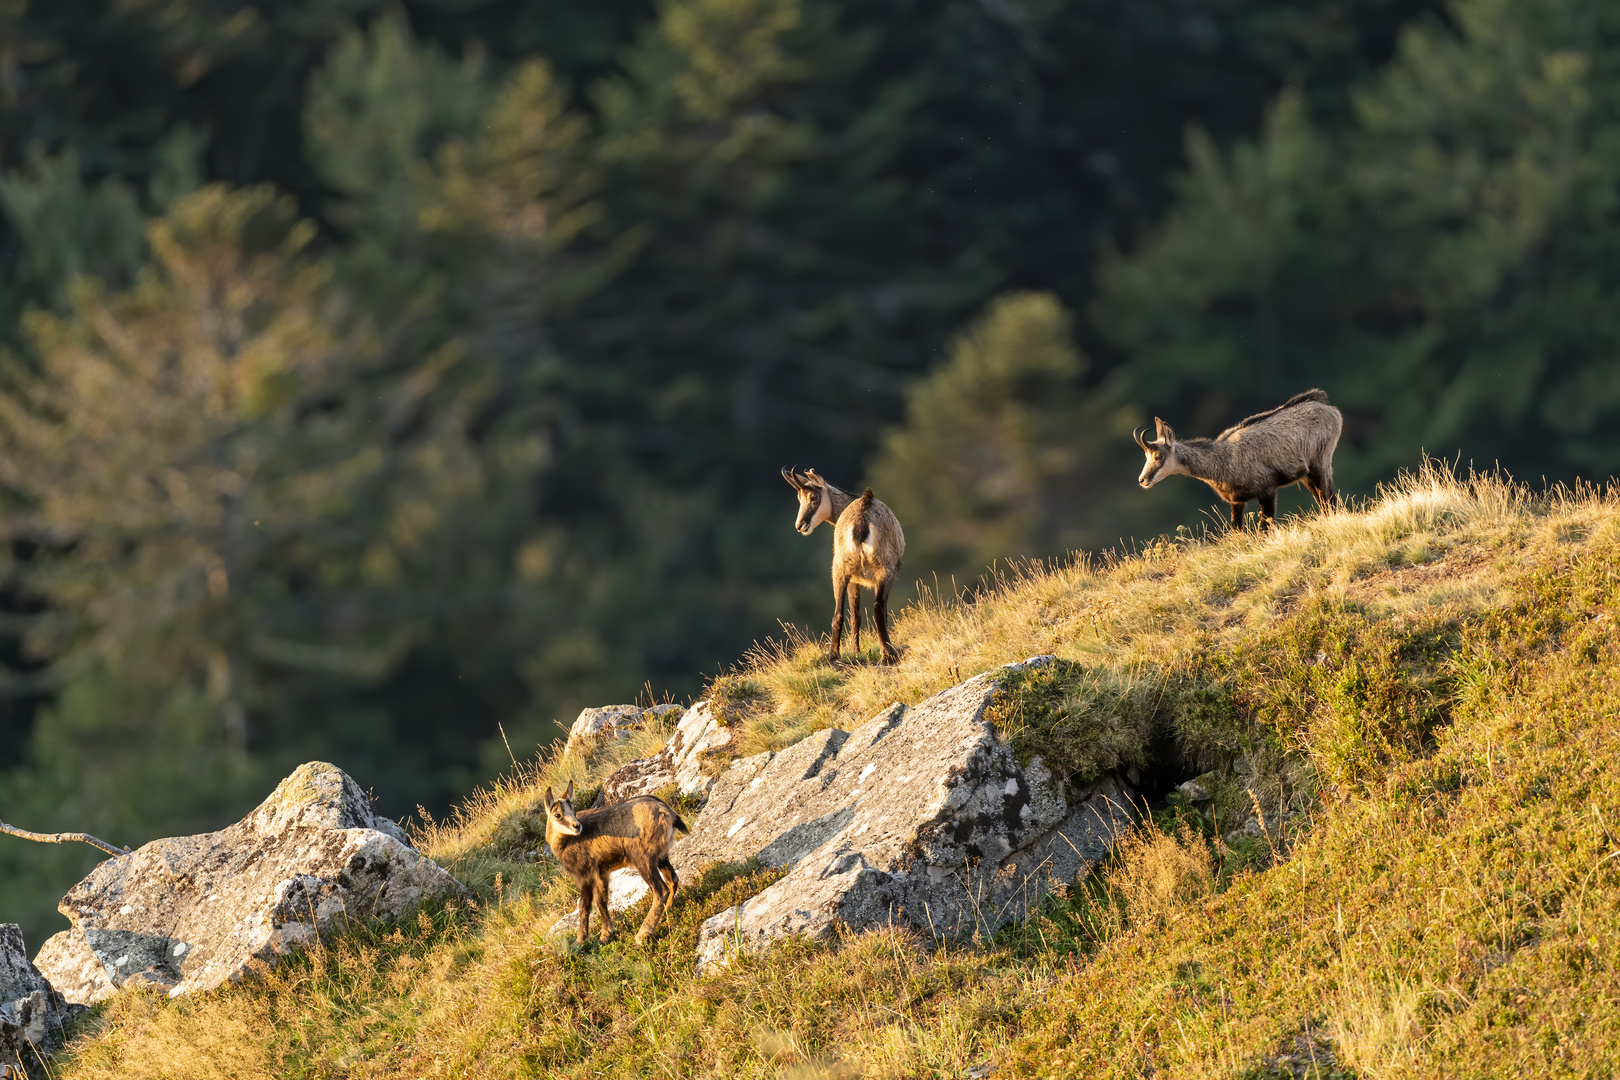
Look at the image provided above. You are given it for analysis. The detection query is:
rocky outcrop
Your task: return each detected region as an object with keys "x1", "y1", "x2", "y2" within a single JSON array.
[
  {"x1": 564, "y1": 703, "x2": 683, "y2": 759},
  {"x1": 594, "y1": 700, "x2": 736, "y2": 805},
  {"x1": 675, "y1": 658, "x2": 1136, "y2": 967},
  {"x1": 558, "y1": 658, "x2": 1137, "y2": 965},
  {"x1": 2, "y1": 924, "x2": 78, "y2": 1073},
  {"x1": 33, "y1": 762, "x2": 463, "y2": 1005}
]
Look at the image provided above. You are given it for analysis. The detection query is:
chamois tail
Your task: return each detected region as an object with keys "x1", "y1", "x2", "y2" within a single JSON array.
[
  {"x1": 852, "y1": 489, "x2": 876, "y2": 549},
  {"x1": 672, "y1": 813, "x2": 690, "y2": 835}
]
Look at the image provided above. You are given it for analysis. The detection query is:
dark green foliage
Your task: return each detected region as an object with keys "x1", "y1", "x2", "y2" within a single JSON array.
[
  {"x1": 1096, "y1": 0, "x2": 1620, "y2": 496},
  {"x1": 871, "y1": 293, "x2": 1125, "y2": 580}
]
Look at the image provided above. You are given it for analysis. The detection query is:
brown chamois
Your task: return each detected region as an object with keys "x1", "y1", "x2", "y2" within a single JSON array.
[
  {"x1": 1135, "y1": 389, "x2": 1343, "y2": 529},
  {"x1": 543, "y1": 781, "x2": 688, "y2": 943},
  {"x1": 781, "y1": 466, "x2": 906, "y2": 663}
]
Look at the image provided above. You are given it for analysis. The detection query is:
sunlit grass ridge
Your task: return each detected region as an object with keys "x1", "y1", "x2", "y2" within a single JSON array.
[{"x1": 50, "y1": 464, "x2": 1620, "y2": 1078}]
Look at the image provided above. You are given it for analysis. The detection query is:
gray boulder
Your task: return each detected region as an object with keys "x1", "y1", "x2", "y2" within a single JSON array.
[
  {"x1": 563, "y1": 703, "x2": 683, "y2": 759},
  {"x1": 672, "y1": 658, "x2": 1136, "y2": 969},
  {"x1": 2, "y1": 924, "x2": 78, "y2": 1072},
  {"x1": 33, "y1": 762, "x2": 463, "y2": 1004},
  {"x1": 595, "y1": 700, "x2": 736, "y2": 805}
]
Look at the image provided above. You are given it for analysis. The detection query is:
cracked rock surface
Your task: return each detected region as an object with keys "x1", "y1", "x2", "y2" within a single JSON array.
[
  {"x1": 2, "y1": 923, "x2": 79, "y2": 1072},
  {"x1": 32, "y1": 762, "x2": 463, "y2": 1004},
  {"x1": 666, "y1": 657, "x2": 1136, "y2": 968},
  {"x1": 595, "y1": 700, "x2": 736, "y2": 805},
  {"x1": 564, "y1": 703, "x2": 682, "y2": 760}
]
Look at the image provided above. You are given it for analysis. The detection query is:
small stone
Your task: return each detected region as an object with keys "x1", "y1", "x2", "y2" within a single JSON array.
[
  {"x1": 563, "y1": 705, "x2": 647, "y2": 759},
  {"x1": 1177, "y1": 773, "x2": 1216, "y2": 803}
]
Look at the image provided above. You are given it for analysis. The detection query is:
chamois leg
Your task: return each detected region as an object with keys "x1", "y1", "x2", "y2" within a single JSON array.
[
  {"x1": 660, "y1": 856, "x2": 679, "y2": 896},
  {"x1": 1258, "y1": 491, "x2": 1277, "y2": 527},
  {"x1": 1229, "y1": 500, "x2": 1246, "y2": 530},
  {"x1": 875, "y1": 577, "x2": 899, "y2": 665},
  {"x1": 849, "y1": 582, "x2": 862, "y2": 655},
  {"x1": 634, "y1": 854, "x2": 670, "y2": 943},
  {"x1": 1309, "y1": 464, "x2": 1337, "y2": 509},
  {"x1": 576, "y1": 877, "x2": 595, "y2": 942},
  {"x1": 594, "y1": 872, "x2": 616, "y2": 940},
  {"x1": 828, "y1": 572, "x2": 852, "y2": 661}
]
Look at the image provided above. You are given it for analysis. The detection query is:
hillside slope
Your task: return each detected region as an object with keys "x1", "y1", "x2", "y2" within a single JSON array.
[{"x1": 46, "y1": 468, "x2": 1620, "y2": 1079}]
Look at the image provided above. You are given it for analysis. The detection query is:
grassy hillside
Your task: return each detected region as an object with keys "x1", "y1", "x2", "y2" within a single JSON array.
[{"x1": 46, "y1": 467, "x2": 1620, "y2": 1079}]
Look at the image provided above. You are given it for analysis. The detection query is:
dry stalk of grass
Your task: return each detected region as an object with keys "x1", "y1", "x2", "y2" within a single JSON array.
[
  {"x1": 1327, "y1": 962, "x2": 1432, "y2": 1079},
  {"x1": 1103, "y1": 821, "x2": 1217, "y2": 931}
]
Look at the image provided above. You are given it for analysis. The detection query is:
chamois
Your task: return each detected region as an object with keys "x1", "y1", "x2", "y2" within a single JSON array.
[
  {"x1": 781, "y1": 466, "x2": 906, "y2": 663},
  {"x1": 543, "y1": 781, "x2": 688, "y2": 943},
  {"x1": 1134, "y1": 389, "x2": 1342, "y2": 529}
]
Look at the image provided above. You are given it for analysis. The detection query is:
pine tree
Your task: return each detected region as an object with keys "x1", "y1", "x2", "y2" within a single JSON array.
[{"x1": 872, "y1": 292, "x2": 1128, "y2": 582}]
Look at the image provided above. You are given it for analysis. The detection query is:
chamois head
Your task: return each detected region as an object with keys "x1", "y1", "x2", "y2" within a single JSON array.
[
  {"x1": 1134, "y1": 417, "x2": 1183, "y2": 489},
  {"x1": 544, "y1": 781, "x2": 582, "y2": 836},
  {"x1": 781, "y1": 465, "x2": 834, "y2": 534}
]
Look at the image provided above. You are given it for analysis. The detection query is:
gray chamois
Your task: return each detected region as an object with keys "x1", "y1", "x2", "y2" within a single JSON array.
[
  {"x1": 543, "y1": 781, "x2": 688, "y2": 943},
  {"x1": 781, "y1": 466, "x2": 906, "y2": 663},
  {"x1": 1135, "y1": 389, "x2": 1343, "y2": 528}
]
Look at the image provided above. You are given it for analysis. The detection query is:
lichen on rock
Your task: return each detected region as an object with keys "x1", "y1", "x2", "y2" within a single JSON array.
[
  {"x1": 2, "y1": 924, "x2": 79, "y2": 1071},
  {"x1": 33, "y1": 762, "x2": 463, "y2": 1005}
]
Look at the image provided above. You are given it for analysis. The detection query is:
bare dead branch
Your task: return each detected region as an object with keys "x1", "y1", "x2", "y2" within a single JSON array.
[{"x1": 0, "y1": 817, "x2": 130, "y2": 857}]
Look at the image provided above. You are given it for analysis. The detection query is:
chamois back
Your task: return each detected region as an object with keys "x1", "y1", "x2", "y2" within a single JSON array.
[{"x1": 1135, "y1": 389, "x2": 1341, "y2": 528}]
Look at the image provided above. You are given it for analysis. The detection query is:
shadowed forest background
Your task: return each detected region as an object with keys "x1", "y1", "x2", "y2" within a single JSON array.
[{"x1": 2, "y1": 0, "x2": 1618, "y2": 945}]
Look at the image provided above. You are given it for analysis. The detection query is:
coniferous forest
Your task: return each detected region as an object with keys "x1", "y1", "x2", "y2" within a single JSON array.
[{"x1": 4, "y1": 0, "x2": 1618, "y2": 945}]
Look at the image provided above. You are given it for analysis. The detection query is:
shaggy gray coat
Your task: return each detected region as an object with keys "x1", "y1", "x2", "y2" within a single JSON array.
[{"x1": 1135, "y1": 389, "x2": 1342, "y2": 528}]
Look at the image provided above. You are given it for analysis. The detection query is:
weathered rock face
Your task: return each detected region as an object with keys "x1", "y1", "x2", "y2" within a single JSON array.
[
  {"x1": 675, "y1": 659, "x2": 1136, "y2": 968},
  {"x1": 564, "y1": 703, "x2": 682, "y2": 760},
  {"x1": 595, "y1": 700, "x2": 736, "y2": 805},
  {"x1": 33, "y1": 762, "x2": 463, "y2": 1005},
  {"x1": 2, "y1": 924, "x2": 78, "y2": 1072}
]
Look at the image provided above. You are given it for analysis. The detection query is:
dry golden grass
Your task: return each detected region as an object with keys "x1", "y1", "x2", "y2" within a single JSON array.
[
  {"x1": 44, "y1": 464, "x2": 1620, "y2": 1079},
  {"x1": 710, "y1": 465, "x2": 1550, "y2": 750},
  {"x1": 1103, "y1": 821, "x2": 1218, "y2": 931}
]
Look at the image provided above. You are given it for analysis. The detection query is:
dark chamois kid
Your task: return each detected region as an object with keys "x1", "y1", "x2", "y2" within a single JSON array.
[{"x1": 543, "y1": 781, "x2": 688, "y2": 943}]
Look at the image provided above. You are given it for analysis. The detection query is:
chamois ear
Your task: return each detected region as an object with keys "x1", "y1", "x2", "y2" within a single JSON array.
[
  {"x1": 563, "y1": 779, "x2": 575, "y2": 804},
  {"x1": 543, "y1": 786, "x2": 555, "y2": 809},
  {"x1": 1154, "y1": 417, "x2": 1175, "y2": 444},
  {"x1": 805, "y1": 468, "x2": 825, "y2": 487}
]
